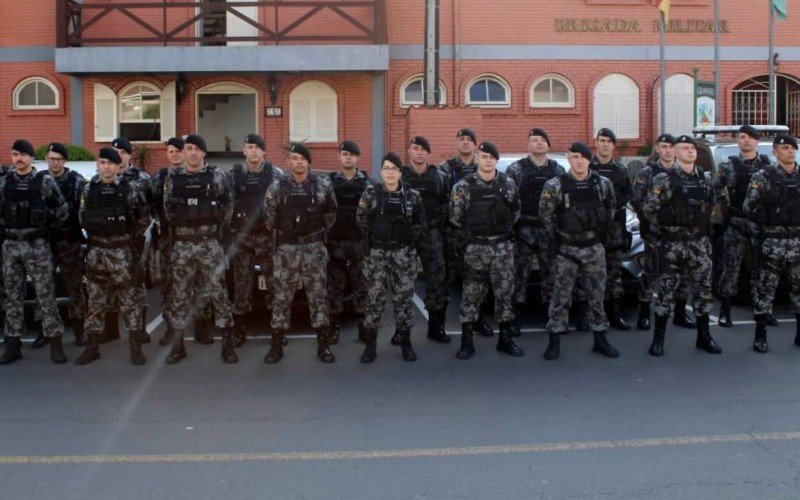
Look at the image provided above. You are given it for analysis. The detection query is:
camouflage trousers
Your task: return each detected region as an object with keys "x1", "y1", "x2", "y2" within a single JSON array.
[
  {"x1": 753, "y1": 236, "x2": 800, "y2": 315},
  {"x1": 233, "y1": 235, "x2": 274, "y2": 316},
  {"x1": 416, "y1": 227, "x2": 448, "y2": 312},
  {"x1": 160, "y1": 242, "x2": 177, "y2": 330},
  {"x1": 327, "y1": 238, "x2": 366, "y2": 316},
  {"x1": 51, "y1": 239, "x2": 85, "y2": 322},
  {"x1": 640, "y1": 232, "x2": 690, "y2": 304},
  {"x1": 547, "y1": 243, "x2": 608, "y2": 334},
  {"x1": 653, "y1": 237, "x2": 713, "y2": 317},
  {"x1": 444, "y1": 225, "x2": 467, "y2": 287},
  {"x1": 574, "y1": 247, "x2": 624, "y2": 302},
  {"x1": 513, "y1": 227, "x2": 552, "y2": 305},
  {"x1": 105, "y1": 244, "x2": 146, "y2": 317},
  {"x1": 271, "y1": 241, "x2": 330, "y2": 330},
  {"x1": 2, "y1": 238, "x2": 64, "y2": 338},
  {"x1": 718, "y1": 219, "x2": 759, "y2": 299},
  {"x1": 84, "y1": 246, "x2": 142, "y2": 336},
  {"x1": 170, "y1": 239, "x2": 233, "y2": 331},
  {"x1": 361, "y1": 246, "x2": 418, "y2": 331},
  {"x1": 459, "y1": 239, "x2": 515, "y2": 323}
]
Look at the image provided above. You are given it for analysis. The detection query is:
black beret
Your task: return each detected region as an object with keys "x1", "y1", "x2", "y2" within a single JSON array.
[
  {"x1": 339, "y1": 140, "x2": 361, "y2": 156},
  {"x1": 739, "y1": 125, "x2": 761, "y2": 140},
  {"x1": 98, "y1": 147, "x2": 122, "y2": 164},
  {"x1": 477, "y1": 141, "x2": 499, "y2": 161},
  {"x1": 674, "y1": 135, "x2": 696, "y2": 146},
  {"x1": 47, "y1": 142, "x2": 69, "y2": 160},
  {"x1": 656, "y1": 133, "x2": 677, "y2": 145},
  {"x1": 456, "y1": 128, "x2": 477, "y2": 143},
  {"x1": 244, "y1": 133, "x2": 266, "y2": 151},
  {"x1": 11, "y1": 139, "x2": 35, "y2": 157},
  {"x1": 410, "y1": 136, "x2": 431, "y2": 153},
  {"x1": 111, "y1": 137, "x2": 132, "y2": 154},
  {"x1": 597, "y1": 128, "x2": 617, "y2": 145},
  {"x1": 165, "y1": 137, "x2": 185, "y2": 150},
  {"x1": 569, "y1": 141, "x2": 593, "y2": 161},
  {"x1": 528, "y1": 128, "x2": 551, "y2": 146},
  {"x1": 289, "y1": 142, "x2": 312, "y2": 163},
  {"x1": 185, "y1": 134, "x2": 208, "y2": 153},
  {"x1": 773, "y1": 135, "x2": 798, "y2": 150},
  {"x1": 381, "y1": 152, "x2": 404, "y2": 170}
]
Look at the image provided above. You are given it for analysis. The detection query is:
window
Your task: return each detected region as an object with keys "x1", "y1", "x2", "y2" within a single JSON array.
[
  {"x1": 530, "y1": 74, "x2": 574, "y2": 108},
  {"x1": 119, "y1": 83, "x2": 161, "y2": 141},
  {"x1": 466, "y1": 75, "x2": 510, "y2": 107},
  {"x1": 13, "y1": 77, "x2": 58, "y2": 110},
  {"x1": 290, "y1": 81, "x2": 338, "y2": 143},
  {"x1": 659, "y1": 74, "x2": 695, "y2": 136},
  {"x1": 400, "y1": 75, "x2": 447, "y2": 107},
  {"x1": 593, "y1": 74, "x2": 639, "y2": 139}
]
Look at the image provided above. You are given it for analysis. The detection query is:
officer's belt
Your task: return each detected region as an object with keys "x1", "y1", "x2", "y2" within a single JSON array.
[
  {"x1": 762, "y1": 229, "x2": 800, "y2": 239},
  {"x1": 3, "y1": 230, "x2": 46, "y2": 241},
  {"x1": 174, "y1": 233, "x2": 215, "y2": 242},
  {"x1": 467, "y1": 234, "x2": 511, "y2": 245},
  {"x1": 661, "y1": 229, "x2": 708, "y2": 242},
  {"x1": 278, "y1": 230, "x2": 325, "y2": 246},
  {"x1": 88, "y1": 237, "x2": 131, "y2": 249},
  {"x1": 371, "y1": 240, "x2": 412, "y2": 250}
]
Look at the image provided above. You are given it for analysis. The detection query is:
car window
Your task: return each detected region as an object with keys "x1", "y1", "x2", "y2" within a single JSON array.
[{"x1": 713, "y1": 145, "x2": 777, "y2": 165}]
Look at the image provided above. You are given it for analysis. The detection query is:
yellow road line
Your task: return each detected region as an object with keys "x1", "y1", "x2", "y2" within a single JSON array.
[{"x1": 1, "y1": 431, "x2": 799, "y2": 465}]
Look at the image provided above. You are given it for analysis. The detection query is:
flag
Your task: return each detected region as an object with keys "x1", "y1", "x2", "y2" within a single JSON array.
[
  {"x1": 772, "y1": 0, "x2": 787, "y2": 21},
  {"x1": 658, "y1": 0, "x2": 671, "y2": 23}
]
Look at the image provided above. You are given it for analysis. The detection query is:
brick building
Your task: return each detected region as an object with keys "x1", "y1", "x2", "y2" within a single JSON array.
[{"x1": 2, "y1": 0, "x2": 800, "y2": 172}]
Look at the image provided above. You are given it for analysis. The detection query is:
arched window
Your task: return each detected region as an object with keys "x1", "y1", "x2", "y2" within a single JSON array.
[
  {"x1": 290, "y1": 81, "x2": 338, "y2": 142},
  {"x1": 658, "y1": 74, "x2": 695, "y2": 136},
  {"x1": 13, "y1": 77, "x2": 58, "y2": 110},
  {"x1": 593, "y1": 74, "x2": 639, "y2": 139},
  {"x1": 530, "y1": 74, "x2": 574, "y2": 108},
  {"x1": 466, "y1": 75, "x2": 510, "y2": 107},
  {"x1": 400, "y1": 75, "x2": 447, "y2": 107},
  {"x1": 119, "y1": 83, "x2": 162, "y2": 141}
]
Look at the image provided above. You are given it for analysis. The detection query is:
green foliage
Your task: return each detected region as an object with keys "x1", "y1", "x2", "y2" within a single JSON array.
[{"x1": 35, "y1": 144, "x2": 95, "y2": 161}]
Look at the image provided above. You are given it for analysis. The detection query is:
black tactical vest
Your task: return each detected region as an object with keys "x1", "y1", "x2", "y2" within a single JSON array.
[
  {"x1": 232, "y1": 164, "x2": 274, "y2": 233},
  {"x1": 54, "y1": 170, "x2": 82, "y2": 234},
  {"x1": 463, "y1": 174, "x2": 515, "y2": 238},
  {"x1": 370, "y1": 185, "x2": 414, "y2": 246},
  {"x1": 83, "y1": 180, "x2": 132, "y2": 238},
  {"x1": 167, "y1": 171, "x2": 220, "y2": 227},
  {"x1": 446, "y1": 157, "x2": 478, "y2": 185},
  {"x1": 729, "y1": 155, "x2": 770, "y2": 216},
  {"x1": 518, "y1": 158, "x2": 560, "y2": 219},
  {"x1": 657, "y1": 168, "x2": 713, "y2": 231},
  {"x1": 556, "y1": 174, "x2": 605, "y2": 237},
  {"x1": 329, "y1": 172, "x2": 368, "y2": 241},
  {"x1": 402, "y1": 166, "x2": 444, "y2": 224},
  {"x1": 276, "y1": 176, "x2": 325, "y2": 243},
  {"x1": 591, "y1": 159, "x2": 628, "y2": 226},
  {"x1": 757, "y1": 167, "x2": 800, "y2": 226},
  {"x1": 3, "y1": 171, "x2": 48, "y2": 230}
]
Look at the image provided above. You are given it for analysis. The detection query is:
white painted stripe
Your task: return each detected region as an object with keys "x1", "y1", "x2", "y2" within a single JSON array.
[
  {"x1": 145, "y1": 314, "x2": 164, "y2": 335},
  {"x1": 411, "y1": 293, "x2": 429, "y2": 321}
]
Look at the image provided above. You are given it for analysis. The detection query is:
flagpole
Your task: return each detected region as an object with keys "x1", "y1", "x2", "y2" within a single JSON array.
[
  {"x1": 713, "y1": 0, "x2": 720, "y2": 125},
  {"x1": 660, "y1": 10, "x2": 666, "y2": 134},
  {"x1": 769, "y1": 4, "x2": 776, "y2": 124}
]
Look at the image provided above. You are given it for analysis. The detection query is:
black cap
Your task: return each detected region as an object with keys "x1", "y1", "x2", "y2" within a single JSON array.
[
  {"x1": 739, "y1": 125, "x2": 761, "y2": 140},
  {"x1": 111, "y1": 137, "x2": 133, "y2": 155},
  {"x1": 47, "y1": 142, "x2": 69, "y2": 160},
  {"x1": 339, "y1": 140, "x2": 361, "y2": 156},
  {"x1": 98, "y1": 147, "x2": 122, "y2": 165},
  {"x1": 289, "y1": 142, "x2": 312, "y2": 163},
  {"x1": 456, "y1": 128, "x2": 477, "y2": 143},
  {"x1": 185, "y1": 134, "x2": 208, "y2": 153},
  {"x1": 244, "y1": 133, "x2": 266, "y2": 151},
  {"x1": 165, "y1": 137, "x2": 185, "y2": 150},
  {"x1": 11, "y1": 139, "x2": 35, "y2": 157},
  {"x1": 477, "y1": 141, "x2": 499, "y2": 161},
  {"x1": 656, "y1": 133, "x2": 677, "y2": 145},
  {"x1": 382, "y1": 152, "x2": 404, "y2": 170},
  {"x1": 675, "y1": 135, "x2": 696, "y2": 146},
  {"x1": 528, "y1": 128, "x2": 551, "y2": 146},
  {"x1": 773, "y1": 135, "x2": 798, "y2": 150},
  {"x1": 597, "y1": 128, "x2": 617, "y2": 145},
  {"x1": 410, "y1": 136, "x2": 431, "y2": 153},
  {"x1": 569, "y1": 142, "x2": 593, "y2": 161}
]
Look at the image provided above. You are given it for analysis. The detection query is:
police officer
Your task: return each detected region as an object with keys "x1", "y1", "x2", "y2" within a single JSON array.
[
  {"x1": 539, "y1": 142, "x2": 619, "y2": 361},
  {"x1": 506, "y1": 128, "x2": 566, "y2": 333},
  {"x1": 74, "y1": 148, "x2": 151, "y2": 365},
  {"x1": 230, "y1": 133, "x2": 282, "y2": 347},
  {"x1": 450, "y1": 141, "x2": 523, "y2": 360},
  {"x1": 401, "y1": 136, "x2": 451, "y2": 344},
  {"x1": 0, "y1": 139, "x2": 69, "y2": 365},
  {"x1": 744, "y1": 135, "x2": 800, "y2": 352},
  {"x1": 715, "y1": 125, "x2": 775, "y2": 327},
  {"x1": 328, "y1": 140, "x2": 370, "y2": 343},
  {"x1": 631, "y1": 134, "x2": 696, "y2": 330},
  {"x1": 643, "y1": 135, "x2": 721, "y2": 356},
  {"x1": 357, "y1": 152, "x2": 426, "y2": 363},
  {"x1": 263, "y1": 143, "x2": 338, "y2": 364},
  {"x1": 162, "y1": 134, "x2": 238, "y2": 364}
]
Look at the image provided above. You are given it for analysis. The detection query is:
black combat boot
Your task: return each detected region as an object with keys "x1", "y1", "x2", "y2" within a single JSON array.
[
  {"x1": 718, "y1": 297, "x2": 733, "y2": 327},
  {"x1": 752, "y1": 314, "x2": 768, "y2": 353},
  {"x1": 73, "y1": 318, "x2": 87, "y2": 347},
  {"x1": 426, "y1": 309, "x2": 450, "y2": 343},
  {"x1": 31, "y1": 322, "x2": 47, "y2": 349},
  {"x1": 390, "y1": 329, "x2": 403, "y2": 346},
  {"x1": 695, "y1": 314, "x2": 722, "y2": 354},
  {"x1": 606, "y1": 299, "x2": 631, "y2": 331},
  {"x1": 232, "y1": 314, "x2": 247, "y2": 348},
  {"x1": 399, "y1": 330, "x2": 417, "y2": 362},
  {"x1": 543, "y1": 332, "x2": 560, "y2": 360},
  {"x1": 636, "y1": 301, "x2": 651, "y2": 331},
  {"x1": 159, "y1": 326, "x2": 176, "y2": 346},
  {"x1": 100, "y1": 312, "x2": 121, "y2": 344},
  {"x1": 165, "y1": 335, "x2": 187, "y2": 365},
  {"x1": 456, "y1": 322, "x2": 475, "y2": 360},
  {"x1": 138, "y1": 308, "x2": 151, "y2": 344},
  {"x1": 509, "y1": 304, "x2": 524, "y2": 337},
  {"x1": 194, "y1": 316, "x2": 213, "y2": 345},
  {"x1": 592, "y1": 331, "x2": 620, "y2": 358},
  {"x1": 329, "y1": 315, "x2": 341, "y2": 345},
  {"x1": 673, "y1": 299, "x2": 696, "y2": 328},
  {"x1": 49, "y1": 336, "x2": 67, "y2": 364},
  {"x1": 474, "y1": 314, "x2": 494, "y2": 337},
  {"x1": 0, "y1": 337, "x2": 23, "y2": 365},
  {"x1": 316, "y1": 327, "x2": 335, "y2": 363},
  {"x1": 795, "y1": 314, "x2": 800, "y2": 347},
  {"x1": 220, "y1": 328, "x2": 238, "y2": 364},
  {"x1": 74, "y1": 335, "x2": 101, "y2": 366},
  {"x1": 574, "y1": 301, "x2": 590, "y2": 332},
  {"x1": 496, "y1": 322, "x2": 524, "y2": 357},
  {"x1": 649, "y1": 314, "x2": 668, "y2": 356},
  {"x1": 767, "y1": 313, "x2": 780, "y2": 327},
  {"x1": 264, "y1": 330, "x2": 285, "y2": 364},
  {"x1": 129, "y1": 334, "x2": 146, "y2": 365},
  {"x1": 357, "y1": 322, "x2": 369, "y2": 344},
  {"x1": 360, "y1": 329, "x2": 377, "y2": 363}
]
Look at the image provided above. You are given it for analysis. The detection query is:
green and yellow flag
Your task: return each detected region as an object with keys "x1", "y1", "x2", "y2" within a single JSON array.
[
  {"x1": 772, "y1": 0, "x2": 787, "y2": 21},
  {"x1": 659, "y1": 0, "x2": 671, "y2": 23}
]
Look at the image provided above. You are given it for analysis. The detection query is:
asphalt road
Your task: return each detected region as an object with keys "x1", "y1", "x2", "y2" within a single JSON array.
[{"x1": 0, "y1": 285, "x2": 799, "y2": 499}]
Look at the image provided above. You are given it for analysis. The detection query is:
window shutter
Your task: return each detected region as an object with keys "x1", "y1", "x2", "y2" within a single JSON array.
[
  {"x1": 160, "y1": 81, "x2": 177, "y2": 141},
  {"x1": 290, "y1": 98, "x2": 313, "y2": 142},
  {"x1": 290, "y1": 81, "x2": 338, "y2": 142},
  {"x1": 594, "y1": 75, "x2": 639, "y2": 139},
  {"x1": 94, "y1": 83, "x2": 117, "y2": 142},
  {"x1": 314, "y1": 97, "x2": 337, "y2": 142},
  {"x1": 226, "y1": 0, "x2": 258, "y2": 46}
]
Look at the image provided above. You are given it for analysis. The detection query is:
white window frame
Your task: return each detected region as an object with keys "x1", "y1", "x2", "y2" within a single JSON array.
[
  {"x1": 465, "y1": 74, "x2": 511, "y2": 108},
  {"x1": 289, "y1": 80, "x2": 339, "y2": 143},
  {"x1": 13, "y1": 77, "x2": 59, "y2": 110},
  {"x1": 399, "y1": 74, "x2": 447, "y2": 107},
  {"x1": 116, "y1": 82, "x2": 167, "y2": 143},
  {"x1": 530, "y1": 74, "x2": 574, "y2": 109},
  {"x1": 119, "y1": 82, "x2": 162, "y2": 124}
]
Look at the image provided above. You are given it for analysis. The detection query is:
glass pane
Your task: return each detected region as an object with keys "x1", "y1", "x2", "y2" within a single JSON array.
[
  {"x1": 469, "y1": 80, "x2": 488, "y2": 102},
  {"x1": 142, "y1": 91, "x2": 160, "y2": 119},
  {"x1": 551, "y1": 80, "x2": 569, "y2": 103},
  {"x1": 404, "y1": 80, "x2": 423, "y2": 103},
  {"x1": 533, "y1": 80, "x2": 552, "y2": 103},
  {"x1": 36, "y1": 82, "x2": 56, "y2": 106},
  {"x1": 17, "y1": 82, "x2": 37, "y2": 106},
  {"x1": 120, "y1": 97, "x2": 140, "y2": 121},
  {"x1": 487, "y1": 80, "x2": 506, "y2": 102}
]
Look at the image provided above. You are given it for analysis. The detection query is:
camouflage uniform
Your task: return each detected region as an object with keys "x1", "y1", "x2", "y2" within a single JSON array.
[
  {"x1": 149, "y1": 167, "x2": 177, "y2": 333},
  {"x1": 439, "y1": 154, "x2": 478, "y2": 286}
]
